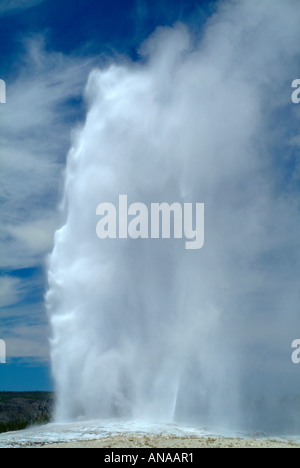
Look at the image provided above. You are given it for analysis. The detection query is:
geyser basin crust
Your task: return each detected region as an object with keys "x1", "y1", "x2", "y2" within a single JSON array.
[
  {"x1": 36, "y1": 435, "x2": 300, "y2": 449},
  {"x1": 1, "y1": 419, "x2": 300, "y2": 448}
]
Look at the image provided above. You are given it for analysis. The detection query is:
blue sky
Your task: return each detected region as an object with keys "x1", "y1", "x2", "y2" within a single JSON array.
[
  {"x1": 0, "y1": 0, "x2": 300, "y2": 408},
  {"x1": 0, "y1": 0, "x2": 218, "y2": 391}
]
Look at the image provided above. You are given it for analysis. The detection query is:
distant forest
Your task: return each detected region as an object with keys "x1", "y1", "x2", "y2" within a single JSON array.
[{"x1": 0, "y1": 392, "x2": 54, "y2": 434}]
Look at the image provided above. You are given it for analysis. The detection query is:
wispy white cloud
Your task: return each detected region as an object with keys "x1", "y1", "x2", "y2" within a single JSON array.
[
  {"x1": 0, "y1": 37, "x2": 96, "y2": 359},
  {"x1": 0, "y1": 0, "x2": 45, "y2": 15},
  {"x1": 2, "y1": 304, "x2": 51, "y2": 360},
  {"x1": 0, "y1": 276, "x2": 22, "y2": 307},
  {"x1": 0, "y1": 37, "x2": 95, "y2": 270},
  {"x1": 7, "y1": 217, "x2": 59, "y2": 255},
  {"x1": 0, "y1": 274, "x2": 50, "y2": 359}
]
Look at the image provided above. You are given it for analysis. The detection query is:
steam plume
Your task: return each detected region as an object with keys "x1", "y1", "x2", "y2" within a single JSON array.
[{"x1": 47, "y1": 0, "x2": 300, "y2": 433}]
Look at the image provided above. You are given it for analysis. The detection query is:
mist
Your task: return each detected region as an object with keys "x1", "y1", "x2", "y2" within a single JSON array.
[{"x1": 46, "y1": 0, "x2": 300, "y2": 434}]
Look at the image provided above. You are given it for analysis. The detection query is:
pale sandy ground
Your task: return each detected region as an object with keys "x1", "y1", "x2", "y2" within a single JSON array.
[{"x1": 40, "y1": 433, "x2": 300, "y2": 448}]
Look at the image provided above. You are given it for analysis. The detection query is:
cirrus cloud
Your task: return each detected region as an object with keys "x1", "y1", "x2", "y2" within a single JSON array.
[{"x1": 0, "y1": 0, "x2": 45, "y2": 15}]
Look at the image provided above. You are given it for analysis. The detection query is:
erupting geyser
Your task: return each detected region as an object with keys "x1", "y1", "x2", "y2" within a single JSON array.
[{"x1": 46, "y1": 0, "x2": 300, "y2": 433}]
